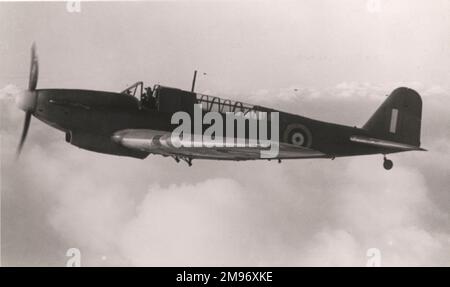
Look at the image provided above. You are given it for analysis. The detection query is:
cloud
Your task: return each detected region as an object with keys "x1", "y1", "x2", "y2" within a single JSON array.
[
  {"x1": 1, "y1": 82, "x2": 450, "y2": 266},
  {"x1": 41, "y1": 156, "x2": 450, "y2": 267},
  {"x1": 0, "y1": 84, "x2": 21, "y2": 101}
]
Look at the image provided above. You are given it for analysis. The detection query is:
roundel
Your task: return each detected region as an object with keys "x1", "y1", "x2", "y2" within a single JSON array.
[
  {"x1": 283, "y1": 123, "x2": 312, "y2": 148},
  {"x1": 291, "y1": 132, "x2": 306, "y2": 146}
]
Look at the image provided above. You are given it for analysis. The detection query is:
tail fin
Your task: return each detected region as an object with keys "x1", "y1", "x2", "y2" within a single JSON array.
[{"x1": 363, "y1": 87, "x2": 422, "y2": 147}]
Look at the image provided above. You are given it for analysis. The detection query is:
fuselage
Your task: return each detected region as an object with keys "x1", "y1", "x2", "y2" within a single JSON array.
[{"x1": 32, "y1": 87, "x2": 401, "y2": 159}]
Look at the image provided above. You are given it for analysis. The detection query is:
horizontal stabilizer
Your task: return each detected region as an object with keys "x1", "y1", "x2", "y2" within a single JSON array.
[{"x1": 350, "y1": 135, "x2": 426, "y2": 151}]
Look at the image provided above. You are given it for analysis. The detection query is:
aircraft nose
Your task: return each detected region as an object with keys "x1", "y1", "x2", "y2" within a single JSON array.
[{"x1": 16, "y1": 90, "x2": 38, "y2": 112}]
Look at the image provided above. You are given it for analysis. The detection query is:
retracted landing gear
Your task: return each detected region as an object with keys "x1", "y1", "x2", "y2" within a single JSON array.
[
  {"x1": 173, "y1": 156, "x2": 192, "y2": 167},
  {"x1": 183, "y1": 157, "x2": 193, "y2": 167},
  {"x1": 383, "y1": 155, "x2": 393, "y2": 170}
]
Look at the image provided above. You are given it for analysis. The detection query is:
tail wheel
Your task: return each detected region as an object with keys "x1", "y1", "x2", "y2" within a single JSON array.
[
  {"x1": 284, "y1": 124, "x2": 312, "y2": 148},
  {"x1": 383, "y1": 157, "x2": 393, "y2": 170}
]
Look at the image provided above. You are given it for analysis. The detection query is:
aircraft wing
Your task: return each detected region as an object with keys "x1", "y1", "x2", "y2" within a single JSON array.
[{"x1": 112, "y1": 129, "x2": 328, "y2": 160}]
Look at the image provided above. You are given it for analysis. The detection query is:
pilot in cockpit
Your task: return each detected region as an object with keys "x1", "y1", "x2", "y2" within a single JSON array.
[{"x1": 141, "y1": 87, "x2": 156, "y2": 109}]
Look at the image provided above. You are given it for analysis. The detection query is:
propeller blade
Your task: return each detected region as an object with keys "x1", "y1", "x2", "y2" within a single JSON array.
[
  {"x1": 16, "y1": 111, "x2": 32, "y2": 157},
  {"x1": 28, "y1": 43, "x2": 39, "y2": 91}
]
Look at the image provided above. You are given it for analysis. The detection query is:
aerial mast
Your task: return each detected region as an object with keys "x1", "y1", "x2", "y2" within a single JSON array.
[{"x1": 191, "y1": 70, "x2": 197, "y2": 92}]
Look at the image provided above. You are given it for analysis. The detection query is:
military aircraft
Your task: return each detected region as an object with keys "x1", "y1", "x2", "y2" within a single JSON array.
[{"x1": 15, "y1": 45, "x2": 425, "y2": 169}]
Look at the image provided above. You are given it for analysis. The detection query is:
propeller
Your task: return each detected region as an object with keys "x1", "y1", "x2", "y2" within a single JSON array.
[{"x1": 16, "y1": 43, "x2": 39, "y2": 157}]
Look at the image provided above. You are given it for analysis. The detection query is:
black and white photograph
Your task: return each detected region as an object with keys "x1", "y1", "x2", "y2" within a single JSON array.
[{"x1": 0, "y1": 0, "x2": 449, "y2": 270}]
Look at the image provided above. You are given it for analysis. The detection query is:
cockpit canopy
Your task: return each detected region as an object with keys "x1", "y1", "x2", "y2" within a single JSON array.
[
  {"x1": 121, "y1": 81, "x2": 260, "y2": 115},
  {"x1": 121, "y1": 81, "x2": 157, "y2": 110}
]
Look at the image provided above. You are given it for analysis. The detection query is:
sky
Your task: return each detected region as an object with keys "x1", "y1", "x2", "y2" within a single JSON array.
[{"x1": 1, "y1": 0, "x2": 449, "y2": 266}]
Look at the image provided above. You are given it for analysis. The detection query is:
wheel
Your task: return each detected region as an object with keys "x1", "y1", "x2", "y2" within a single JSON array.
[{"x1": 383, "y1": 159, "x2": 393, "y2": 170}]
